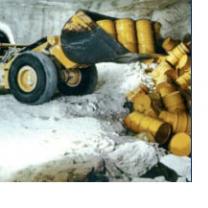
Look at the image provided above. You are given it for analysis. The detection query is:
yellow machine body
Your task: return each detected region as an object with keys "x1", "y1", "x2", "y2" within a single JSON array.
[
  {"x1": 0, "y1": 35, "x2": 84, "y2": 90},
  {"x1": 0, "y1": 10, "x2": 158, "y2": 92}
]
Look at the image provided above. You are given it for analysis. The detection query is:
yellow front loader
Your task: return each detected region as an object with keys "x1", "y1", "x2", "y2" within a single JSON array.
[{"x1": 0, "y1": 10, "x2": 154, "y2": 105}]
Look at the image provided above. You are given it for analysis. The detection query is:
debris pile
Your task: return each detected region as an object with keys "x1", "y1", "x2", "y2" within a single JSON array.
[{"x1": 124, "y1": 35, "x2": 191, "y2": 157}]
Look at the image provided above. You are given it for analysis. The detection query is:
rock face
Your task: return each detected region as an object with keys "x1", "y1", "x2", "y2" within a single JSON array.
[
  {"x1": 11, "y1": 142, "x2": 159, "y2": 182},
  {"x1": 105, "y1": 141, "x2": 159, "y2": 181},
  {"x1": 12, "y1": 155, "x2": 107, "y2": 182},
  {"x1": 0, "y1": 0, "x2": 190, "y2": 43}
]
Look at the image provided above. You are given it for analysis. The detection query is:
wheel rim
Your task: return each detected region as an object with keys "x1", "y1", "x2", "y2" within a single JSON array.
[
  {"x1": 63, "y1": 69, "x2": 82, "y2": 87},
  {"x1": 17, "y1": 66, "x2": 38, "y2": 92}
]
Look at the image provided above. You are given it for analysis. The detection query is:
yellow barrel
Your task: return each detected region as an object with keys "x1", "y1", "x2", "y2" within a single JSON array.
[
  {"x1": 163, "y1": 91, "x2": 186, "y2": 113},
  {"x1": 136, "y1": 19, "x2": 155, "y2": 53},
  {"x1": 176, "y1": 71, "x2": 191, "y2": 90},
  {"x1": 177, "y1": 54, "x2": 191, "y2": 70},
  {"x1": 168, "y1": 133, "x2": 191, "y2": 156},
  {"x1": 151, "y1": 60, "x2": 173, "y2": 81},
  {"x1": 157, "y1": 55, "x2": 167, "y2": 64},
  {"x1": 176, "y1": 112, "x2": 188, "y2": 133},
  {"x1": 139, "y1": 116, "x2": 152, "y2": 132},
  {"x1": 155, "y1": 74, "x2": 169, "y2": 85},
  {"x1": 124, "y1": 111, "x2": 172, "y2": 144},
  {"x1": 162, "y1": 37, "x2": 179, "y2": 53},
  {"x1": 177, "y1": 112, "x2": 190, "y2": 133},
  {"x1": 166, "y1": 42, "x2": 190, "y2": 66},
  {"x1": 127, "y1": 84, "x2": 149, "y2": 102},
  {"x1": 132, "y1": 92, "x2": 157, "y2": 117},
  {"x1": 115, "y1": 19, "x2": 137, "y2": 53},
  {"x1": 159, "y1": 111, "x2": 190, "y2": 133},
  {"x1": 96, "y1": 19, "x2": 117, "y2": 39},
  {"x1": 166, "y1": 53, "x2": 178, "y2": 66},
  {"x1": 124, "y1": 111, "x2": 145, "y2": 133},
  {"x1": 156, "y1": 82, "x2": 176, "y2": 97},
  {"x1": 177, "y1": 54, "x2": 191, "y2": 76},
  {"x1": 159, "y1": 111, "x2": 178, "y2": 133},
  {"x1": 144, "y1": 108, "x2": 158, "y2": 118},
  {"x1": 133, "y1": 94, "x2": 151, "y2": 113}
]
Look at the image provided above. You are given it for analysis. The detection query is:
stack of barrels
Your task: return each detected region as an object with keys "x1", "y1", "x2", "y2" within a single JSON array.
[
  {"x1": 96, "y1": 18, "x2": 191, "y2": 157},
  {"x1": 152, "y1": 39, "x2": 191, "y2": 93},
  {"x1": 124, "y1": 39, "x2": 191, "y2": 157},
  {"x1": 96, "y1": 18, "x2": 159, "y2": 54}
]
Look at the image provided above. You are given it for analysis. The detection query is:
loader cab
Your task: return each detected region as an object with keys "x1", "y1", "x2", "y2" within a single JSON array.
[
  {"x1": 0, "y1": 30, "x2": 10, "y2": 43},
  {"x1": 0, "y1": 30, "x2": 10, "y2": 56}
]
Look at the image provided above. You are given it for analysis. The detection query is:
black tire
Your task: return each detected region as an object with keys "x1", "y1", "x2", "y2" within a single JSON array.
[
  {"x1": 58, "y1": 65, "x2": 98, "y2": 95},
  {"x1": 9, "y1": 51, "x2": 58, "y2": 105}
]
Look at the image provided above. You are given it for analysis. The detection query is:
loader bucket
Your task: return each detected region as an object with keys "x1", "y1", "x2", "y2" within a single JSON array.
[{"x1": 61, "y1": 10, "x2": 151, "y2": 64}]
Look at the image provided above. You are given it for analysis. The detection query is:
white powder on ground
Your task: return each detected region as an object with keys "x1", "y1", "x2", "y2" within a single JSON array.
[{"x1": 0, "y1": 62, "x2": 190, "y2": 181}]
